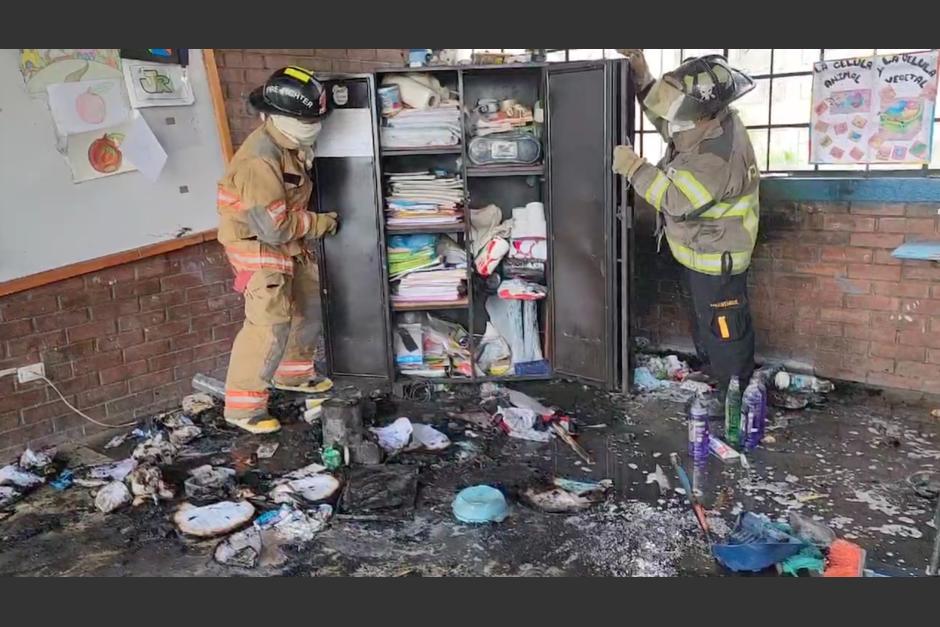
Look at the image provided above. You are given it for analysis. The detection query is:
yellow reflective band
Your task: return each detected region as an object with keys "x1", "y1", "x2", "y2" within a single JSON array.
[
  {"x1": 742, "y1": 205, "x2": 760, "y2": 243},
  {"x1": 698, "y1": 193, "x2": 757, "y2": 219},
  {"x1": 671, "y1": 170, "x2": 713, "y2": 208},
  {"x1": 666, "y1": 237, "x2": 751, "y2": 275},
  {"x1": 644, "y1": 171, "x2": 670, "y2": 210},
  {"x1": 284, "y1": 67, "x2": 312, "y2": 83}
]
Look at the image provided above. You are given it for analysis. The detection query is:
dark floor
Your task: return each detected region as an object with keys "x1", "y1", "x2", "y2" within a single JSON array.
[{"x1": 1, "y1": 379, "x2": 937, "y2": 576}]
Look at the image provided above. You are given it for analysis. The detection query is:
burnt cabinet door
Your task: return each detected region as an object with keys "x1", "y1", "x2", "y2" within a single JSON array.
[
  {"x1": 547, "y1": 61, "x2": 623, "y2": 388},
  {"x1": 313, "y1": 75, "x2": 392, "y2": 380}
]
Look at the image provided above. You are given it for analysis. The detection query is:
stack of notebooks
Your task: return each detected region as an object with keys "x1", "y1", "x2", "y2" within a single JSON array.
[
  {"x1": 385, "y1": 170, "x2": 464, "y2": 228},
  {"x1": 393, "y1": 268, "x2": 466, "y2": 305},
  {"x1": 387, "y1": 234, "x2": 440, "y2": 278},
  {"x1": 380, "y1": 103, "x2": 461, "y2": 148},
  {"x1": 387, "y1": 234, "x2": 466, "y2": 306}
]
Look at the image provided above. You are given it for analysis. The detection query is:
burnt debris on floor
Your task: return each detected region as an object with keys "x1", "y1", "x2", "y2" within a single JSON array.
[{"x1": 0, "y1": 366, "x2": 938, "y2": 577}]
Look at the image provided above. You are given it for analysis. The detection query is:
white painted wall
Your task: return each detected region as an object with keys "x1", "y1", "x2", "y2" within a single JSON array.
[{"x1": 0, "y1": 49, "x2": 224, "y2": 282}]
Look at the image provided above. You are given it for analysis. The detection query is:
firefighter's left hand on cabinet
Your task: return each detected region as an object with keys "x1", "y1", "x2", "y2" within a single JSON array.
[
  {"x1": 612, "y1": 145, "x2": 643, "y2": 178},
  {"x1": 310, "y1": 212, "x2": 339, "y2": 238}
]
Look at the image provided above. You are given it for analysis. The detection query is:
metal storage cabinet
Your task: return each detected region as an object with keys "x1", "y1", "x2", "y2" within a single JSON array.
[{"x1": 312, "y1": 60, "x2": 635, "y2": 391}]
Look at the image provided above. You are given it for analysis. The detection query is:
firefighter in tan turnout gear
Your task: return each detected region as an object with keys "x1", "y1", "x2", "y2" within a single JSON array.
[
  {"x1": 613, "y1": 51, "x2": 760, "y2": 411},
  {"x1": 217, "y1": 67, "x2": 338, "y2": 434}
]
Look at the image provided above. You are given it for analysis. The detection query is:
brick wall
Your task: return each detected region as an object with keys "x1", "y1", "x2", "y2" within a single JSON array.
[
  {"x1": 0, "y1": 241, "x2": 241, "y2": 459},
  {"x1": 635, "y1": 199, "x2": 940, "y2": 394},
  {"x1": 214, "y1": 49, "x2": 407, "y2": 147}
]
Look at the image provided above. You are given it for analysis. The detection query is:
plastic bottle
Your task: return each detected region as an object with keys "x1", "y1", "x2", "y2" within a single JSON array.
[
  {"x1": 774, "y1": 371, "x2": 834, "y2": 393},
  {"x1": 321, "y1": 447, "x2": 342, "y2": 471},
  {"x1": 755, "y1": 375, "x2": 768, "y2": 443},
  {"x1": 724, "y1": 376, "x2": 742, "y2": 446},
  {"x1": 688, "y1": 395, "x2": 710, "y2": 465},
  {"x1": 741, "y1": 375, "x2": 767, "y2": 450},
  {"x1": 191, "y1": 373, "x2": 225, "y2": 399}
]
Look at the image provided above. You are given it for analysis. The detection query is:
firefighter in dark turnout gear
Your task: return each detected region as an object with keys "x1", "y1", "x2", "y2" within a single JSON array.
[{"x1": 614, "y1": 50, "x2": 760, "y2": 407}]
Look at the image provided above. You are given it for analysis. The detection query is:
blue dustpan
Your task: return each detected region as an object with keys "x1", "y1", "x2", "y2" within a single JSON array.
[{"x1": 713, "y1": 512, "x2": 807, "y2": 573}]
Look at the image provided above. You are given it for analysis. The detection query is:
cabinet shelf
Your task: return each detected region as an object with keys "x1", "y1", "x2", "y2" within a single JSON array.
[
  {"x1": 392, "y1": 298, "x2": 469, "y2": 312},
  {"x1": 380, "y1": 145, "x2": 463, "y2": 156},
  {"x1": 466, "y1": 165, "x2": 544, "y2": 178},
  {"x1": 473, "y1": 374, "x2": 554, "y2": 383},
  {"x1": 385, "y1": 223, "x2": 465, "y2": 235}
]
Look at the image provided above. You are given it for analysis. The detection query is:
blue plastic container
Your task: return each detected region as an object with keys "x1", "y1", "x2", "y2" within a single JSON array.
[
  {"x1": 452, "y1": 485, "x2": 509, "y2": 524},
  {"x1": 712, "y1": 512, "x2": 807, "y2": 572}
]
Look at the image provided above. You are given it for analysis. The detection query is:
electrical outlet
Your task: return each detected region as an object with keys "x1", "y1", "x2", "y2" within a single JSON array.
[{"x1": 17, "y1": 363, "x2": 45, "y2": 384}]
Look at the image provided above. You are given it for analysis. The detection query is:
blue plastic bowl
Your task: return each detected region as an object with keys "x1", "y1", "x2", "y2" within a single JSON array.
[{"x1": 452, "y1": 485, "x2": 509, "y2": 523}]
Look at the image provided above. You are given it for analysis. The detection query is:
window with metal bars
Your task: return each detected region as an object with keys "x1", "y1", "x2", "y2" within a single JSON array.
[{"x1": 464, "y1": 49, "x2": 940, "y2": 175}]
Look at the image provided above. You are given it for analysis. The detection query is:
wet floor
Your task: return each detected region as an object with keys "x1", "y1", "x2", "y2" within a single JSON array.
[{"x1": 0, "y1": 379, "x2": 937, "y2": 576}]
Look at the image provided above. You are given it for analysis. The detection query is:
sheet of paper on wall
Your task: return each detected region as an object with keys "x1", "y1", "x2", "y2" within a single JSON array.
[
  {"x1": 122, "y1": 60, "x2": 195, "y2": 108},
  {"x1": 121, "y1": 113, "x2": 168, "y2": 182},
  {"x1": 65, "y1": 121, "x2": 138, "y2": 183},
  {"x1": 120, "y1": 49, "x2": 188, "y2": 66},
  {"x1": 19, "y1": 49, "x2": 122, "y2": 96},
  {"x1": 46, "y1": 79, "x2": 130, "y2": 136},
  {"x1": 314, "y1": 108, "x2": 374, "y2": 157},
  {"x1": 810, "y1": 50, "x2": 938, "y2": 164}
]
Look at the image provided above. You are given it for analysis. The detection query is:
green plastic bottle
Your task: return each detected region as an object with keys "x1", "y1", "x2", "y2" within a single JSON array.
[
  {"x1": 725, "y1": 376, "x2": 742, "y2": 446},
  {"x1": 322, "y1": 446, "x2": 342, "y2": 471}
]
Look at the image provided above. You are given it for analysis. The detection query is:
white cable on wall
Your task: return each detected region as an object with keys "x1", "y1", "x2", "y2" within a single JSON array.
[{"x1": 41, "y1": 375, "x2": 138, "y2": 429}]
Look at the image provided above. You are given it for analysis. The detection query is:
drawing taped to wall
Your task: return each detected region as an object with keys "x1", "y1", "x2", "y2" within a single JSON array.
[
  {"x1": 19, "y1": 49, "x2": 122, "y2": 95},
  {"x1": 66, "y1": 122, "x2": 137, "y2": 183},
  {"x1": 46, "y1": 79, "x2": 130, "y2": 136},
  {"x1": 122, "y1": 60, "x2": 194, "y2": 108}
]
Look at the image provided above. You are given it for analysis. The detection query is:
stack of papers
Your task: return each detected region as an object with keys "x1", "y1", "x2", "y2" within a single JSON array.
[
  {"x1": 473, "y1": 111, "x2": 534, "y2": 136},
  {"x1": 386, "y1": 171, "x2": 464, "y2": 227},
  {"x1": 392, "y1": 268, "x2": 466, "y2": 304},
  {"x1": 381, "y1": 103, "x2": 461, "y2": 148}
]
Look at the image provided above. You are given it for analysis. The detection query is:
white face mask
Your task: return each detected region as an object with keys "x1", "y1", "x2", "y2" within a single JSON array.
[
  {"x1": 271, "y1": 115, "x2": 322, "y2": 147},
  {"x1": 667, "y1": 119, "x2": 696, "y2": 137}
]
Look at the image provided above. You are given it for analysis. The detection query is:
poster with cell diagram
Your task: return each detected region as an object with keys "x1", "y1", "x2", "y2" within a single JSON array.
[
  {"x1": 122, "y1": 60, "x2": 195, "y2": 108},
  {"x1": 810, "y1": 50, "x2": 938, "y2": 164}
]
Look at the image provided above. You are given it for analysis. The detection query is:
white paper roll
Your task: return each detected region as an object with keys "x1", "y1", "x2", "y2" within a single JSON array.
[{"x1": 381, "y1": 75, "x2": 439, "y2": 109}]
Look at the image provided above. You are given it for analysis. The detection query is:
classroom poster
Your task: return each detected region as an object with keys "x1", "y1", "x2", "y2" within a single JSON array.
[{"x1": 810, "y1": 50, "x2": 938, "y2": 164}]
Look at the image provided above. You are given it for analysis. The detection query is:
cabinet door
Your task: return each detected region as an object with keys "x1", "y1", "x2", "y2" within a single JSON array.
[
  {"x1": 313, "y1": 75, "x2": 392, "y2": 380},
  {"x1": 616, "y1": 60, "x2": 636, "y2": 392},
  {"x1": 547, "y1": 61, "x2": 621, "y2": 388}
]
